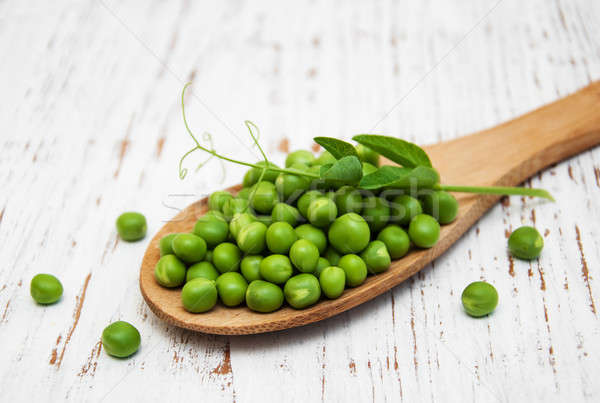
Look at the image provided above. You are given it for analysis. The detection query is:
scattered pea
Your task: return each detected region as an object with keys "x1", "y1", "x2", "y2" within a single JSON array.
[
  {"x1": 30, "y1": 274, "x2": 63, "y2": 304},
  {"x1": 461, "y1": 281, "x2": 498, "y2": 317},
  {"x1": 508, "y1": 226, "x2": 543, "y2": 260},
  {"x1": 102, "y1": 321, "x2": 141, "y2": 358},
  {"x1": 116, "y1": 212, "x2": 147, "y2": 242}
]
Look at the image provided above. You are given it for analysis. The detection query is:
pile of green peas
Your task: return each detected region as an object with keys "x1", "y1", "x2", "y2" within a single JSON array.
[{"x1": 155, "y1": 145, "x2": 460, "y2": 314}]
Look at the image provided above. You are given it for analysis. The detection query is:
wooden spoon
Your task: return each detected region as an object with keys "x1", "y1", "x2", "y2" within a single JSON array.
[{"x1": 140, "y1": 81, "x2": 600, "y2": 335}]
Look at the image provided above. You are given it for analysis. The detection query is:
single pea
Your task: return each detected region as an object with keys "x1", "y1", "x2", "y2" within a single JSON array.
[
  {"x1": 237, "y1": 221, "x2": 267, "y2": 254},
  {"x1": 116, "y1": 212, "x2": 147, "y2": 242},
  {"x1": 295, "y1": 224, "x2": 328, "y2": 254},
  {"x1": 362, "y1": 196, "x2": 390, "y2": 234},
  {"x1": 243, "y1": 161, "x2": 280, "y2": 187},
  {"x1": 289, "y1": 239, "x2": 320, "y2": 273},
  {"x1": 237, "y1": 187, "x2": 251, "y2": 200},
  {"x1": 356, "y1": 144, "x2": 380, "y2": 167},
  {"x1": 315, "y1": 150, "x2": 337, "y2": 166},
  {"x1": 209, "y1": 191, "x2": 233, "y2": 212},
  {"x1": 186, "y1": 261, "x2": 219, "y2": 282},
  {"x1": 338, "y1": 254, "x2": 368, "y2": 287},
  {"x1": 324, "y1": 246, "x2": 341, "y2": 266},
  {"x1": 285, "y1": 150, "x2": 315, "y2": 167},
  {"x1": 328, "y1": 213, "x2": 370, "y2": 254},
  {"x1": 154, "y1": 255, "x2": 186, "y2": 287},
  {"x1": 181, "y1": 278, "x2": 218, "y2": 313},
  {"x1": 360, "y1": 240, "x2": 391, "y2": 274},
  {"x1": 508, "y1": 226, "x2": 544, "y2": 260},
  {"x1": 240, "y1": 255, "x2": 263, "y2": 282},
  {"x1": 275, "y1": 170, "x2": 310, "y2": 203},
  {"x1": 250, "y1": 181, "x2": 279, "y2": 214},
  {"x1": 216, "y1": 272, "x2": 248, "y2": 307},
  {"x1": 334, "y1": 186, "x2": 363, "y2": 215},
  {"x1": 158, "y1": 233, "x2": 178, "y2": 256},
  {"x1": 193, "y1": 214, "x2": 229, "y2": 247},
  {"x1": 314, "y1": 257, "x2": 331, "y2": 277},
  {"x1": 229, "y1": 213, "x2": 257, "y2": 239},
  {"x1": 408, "y1": 214, "x2": 440, "y2": 248},
  {"x1": 420, "y1": 191, "x2": 458, "y2": 224},
  {"x1": 390, "y1": 195, "x2": 423, "y2": 226},
  {"x1": 284, "y1": 274, "x2": 321, "y2": 309},
  {"x1": 212, "y1": 242, "x2": 242, "y2": 273},
  {"x1": 30, "y1": 274, "x2": 63, "y2": 304},
  {"x1": 377, "y1": 225, "x2": 410, "y2": 259},
  {"x1": 319, "y1": 266, "x2": 346, "y2": 299},
  {"x1": 297, "y1": 190, "x2": 324, "y2": 218},
  {"x1": 204, "y1": 249, "x2": 213, "y2": 263},
  {"x1": 259, "y1": 254, "x2": 293, "y2": 284},
  {"x1": 222, "y1": 198, "x2": 249, "y2": 220},
  {"x1": 101, "y1": 321, "x2": 141, "y2": 358},
  {"x1": 266, "y1": 222, "x2": 298, "y2": 254},
  {"x1": 307, "y1": 198, "x2": 338, "y2": 228},
  {"x1": 172, "y1": 233, "x2": 207, "y2": 264},
  {"x1": 362, "y1": 162, "x2": 378, "y2": 177},
  {"x1": 245, "y1": 280, "x2": 284, "y2": 313},
  {"x1": 271, "y1": 202, "x2": 301, "y2": 227},
  {"x1": 461, "y1": 281, "x2": 498, "y2": 317}
]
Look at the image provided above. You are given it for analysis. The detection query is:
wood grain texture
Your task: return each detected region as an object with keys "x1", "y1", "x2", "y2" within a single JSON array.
[{"x1": 1, "y1": 0, "x2": 599, "y2": 401}]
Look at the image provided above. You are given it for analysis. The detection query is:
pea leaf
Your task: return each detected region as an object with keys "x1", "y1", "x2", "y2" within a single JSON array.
[
  {"x1": 359, "y1": 166, "x2": 440, "y2": 190},
  {"x1": 320, "y1": 156, "x2": 363, "y2": 185},
  {"x1": 314, "y1": 137, "x2": 358, "y2": 160},
  {"x1": 352, "y1": 135, "x2": 432, "y2": 168}
]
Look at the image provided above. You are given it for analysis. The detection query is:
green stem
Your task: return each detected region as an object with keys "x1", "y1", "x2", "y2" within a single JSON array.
[{"x1": 437, "y1": 184, "x2": 555, "y2": 201}]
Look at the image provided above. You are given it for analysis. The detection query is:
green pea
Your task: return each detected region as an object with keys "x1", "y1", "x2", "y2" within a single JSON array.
[
  {"x1": 205, "y1": 210, "x2": 226, "y2": 221},
  {"x1": 324, "y1": 247, "x2": 341, "y2": 266},
  {"x1": 266, "y1": 222, "x2": 298, "y2": 254},
  {"x1": 172, "y1": 233, "x2": 207, "y2": 264},
  {"x1": 319, "y1": 266, "x2": 346, "y2": 299},
  {"x1": 307, "y1": 197, "x2": 337, "y2": 228},
  {"x1": 222, "y1": 198, "x2": 249, "y2": 220},
  {"x1": 193, "y1": 214, "x2": 229, "y2": 247},
  {"x1": 390, "y1": 195, "x2": 423, "y2": 226},
  {"x1": 362, "y1": 162, "x2": 378, "y2": 177},
  {"x1": 101, "y1": 321, "x2": 141, "y2": 358},
  {"x1": 255, "y1": 214, "x2": 273, "y2": 227},
  {"x1": 186, "y1": 261, "x2": 219, "y2": 282},
  {"x1": 154, "y1": 255, "x2": 186, "y2": 287},
  {"x1": 30, "y1": 274, "x2": 63, "y2": 304},
  {"x1": 356, "y1": 144, "x2": 380, "y2": 167},
  {"x1": 212, "y1": 242, "x2": 242, "y2": 273},
  {"x1": 243, "y1": 161, "x2": 280, "y2": 187},
  {"x1": 209, "y1": 191, "x2": 233, "y2": 212},
  {"x1": 508, "y1": 226, "x2": 544, "y2": 260},
  {"x1": 297, "y1": 190, "x2": 324, "y2": 218},
  {"x1": 216, "y1": 272, "x2": 248, "y2": 307},
  {"x1": 360, "y1": 240, "x2": 391, "y2": 274},
  {"x1": 314, "y1": 257, "x2": 331, "y2": 277},
  {"x1": 295, "y1": 224, "x2": 328, "y2": 254},
  {"x1": 229, "y1": 213, "x2": 257, "y2": 239},
  {"x1": 334, "y1": 186, "x2": 363, "y2": 215},
  {"x1": 181, "y1": 278, "x2": 218, "y2": 313},
  {"x1": 159, "y1": 233, "x2": 178, "y2": 256},
  {"x1": 250, "y1": 181, "x2": 279, "y2": 214},
  {"x1": 420, "y1": 191, "x2": 458, "y2": 224},
  {"x1": 461, "y1": 281, "x2": 498, "y2": 317},
  {"x1": 240, "y1": 255, "x2": 263, "y2": 282},
  {"x1": 246, "y1": 280, "x2": 284, "y2": 313},
  {"x1": 204, "y1": 249, "x2": 213, "y2": 263},
  {"x1": 315, "y1": 151, "x2": 337, "y2": 166},
  {"x1": 284, "y1": 274, "x2": 321, "y2": 309},
  {"x1": 271, "y1": 202, "x2": 301, "y2": 227},
  {"x1": 328, "y1": 213, "x2": 370, "y2": 254},
  {"x1": 362, "y1": 196, "x2": 390, "y2": 234},
  {"x1": 116, "y1": 212, "x2": 147, "y2": 242},
  {"x1": 259, "y1": 254, "x2": 293, "y2": 284},
  {"x1": 237, "y1": 187, "x2": 251, "y2": 200},
  {"x1": 338, "y1": 254, "x2": 367, "y2": 287},
  {"x1": 237, "y1": 221, "x2": 267, "y2": 254},
  {"x1": 377, "y1": 225, "x2": 410, "y2": 259},
  {"x1": 285, "y1": 150, "x2": 315, "y2": 167},
  {"x1": 275, "y1": 170, "x2": 310, "y2": 203},
  {"x1": 289, "y1": 239, "x2": 320, "y2": 273},
  {"x1": 408, "y1": 214, "x2": 440, "y2": 248}
]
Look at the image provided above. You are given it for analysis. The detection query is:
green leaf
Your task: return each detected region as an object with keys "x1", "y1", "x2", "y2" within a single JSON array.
[
  {"x1": 359, "y1": 166, "x2": 440, "y2": 190},
  {"x1": 352, "y1": 135, "x2": 432, "y2": 168},
  {"x1": 314, "y1": 137, "x2": 359, "y2": 160},
  {"x1": 320, "y1": 156, "x2": 363, "y2": 185}
]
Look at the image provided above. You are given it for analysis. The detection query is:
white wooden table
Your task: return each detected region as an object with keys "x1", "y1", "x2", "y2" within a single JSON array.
[{"x1": 1, "y1": 1, "x2": 599, "y2": 401}]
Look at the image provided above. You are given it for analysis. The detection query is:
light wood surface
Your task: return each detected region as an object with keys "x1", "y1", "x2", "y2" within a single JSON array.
[{"x1": 2, "y1": 1, "x2": 600, "y2": 402}]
